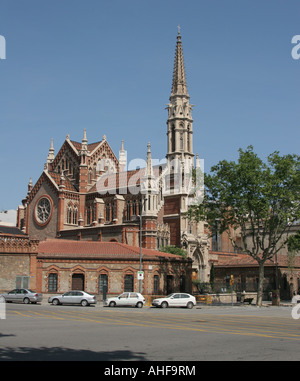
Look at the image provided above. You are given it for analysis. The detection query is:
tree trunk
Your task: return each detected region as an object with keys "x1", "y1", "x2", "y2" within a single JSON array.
[{"x1": 257, "y1": 262, "x2": 264, "y2": 307}]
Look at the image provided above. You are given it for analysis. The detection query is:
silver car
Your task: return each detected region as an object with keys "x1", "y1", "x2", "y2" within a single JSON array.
[
  {"x1": 48, "y1": 291, "x2": 96, "y2": 307},
  {"x1": 152, "y1": 293, "x2": 196, "y2": 309},
  {"x1": 1, "y1": 289, "x2": 42, "y2": 304},
  {"x1": 105, "y1": 292, "x2": 145, "y2": 308}
]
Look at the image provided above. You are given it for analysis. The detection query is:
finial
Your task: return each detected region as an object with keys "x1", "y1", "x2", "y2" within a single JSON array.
[
  {"x1": 177, "y1": 25, "x2": 181, "y2": 35},
  {"x1": 82, "y1": 128, "x2": 87, "y2": 142}
]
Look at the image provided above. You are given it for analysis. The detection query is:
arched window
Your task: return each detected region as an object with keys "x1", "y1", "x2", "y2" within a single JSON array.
[
  {"x1": 48, "y1": 273, "x2": 58, "y2": 292},
  {"x1": 187, "y1": 125, "x2": 190, "y2": 152},
  {"x1": 180, "y1": 133, "x2": 183, "y2": 150},
  {"x1": 111, "y1": 202, "x2": 114, "y2": 220},
  {"x1": 67, "y1": 205, "x2": 72, "y2": 224},
  {"x1": 171, "y1": 125, "x2": 175, "y2": 152},
  {"x1": 124, "y1": 274, "x2": 134, "y2": 292},
  {"x1": 132, "y1": 200, "x2": 137, "y2": 216},
  {"x1": 126, "y1": 201, "x2": 131, "y2": 221},
  {"x1": 73, "y1": 206, "x2": 78, "y2": 225},
  {"x1": 105, "y1": 203, "x2": 110, "y2": 221},
  {"x1": 153, "y1": 275, "x2": 159, "y2": 294}
]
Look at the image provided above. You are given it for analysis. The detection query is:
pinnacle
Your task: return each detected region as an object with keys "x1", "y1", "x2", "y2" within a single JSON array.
[{"x1": 171, "y1": 30, "x2": 188, "y2": 97}]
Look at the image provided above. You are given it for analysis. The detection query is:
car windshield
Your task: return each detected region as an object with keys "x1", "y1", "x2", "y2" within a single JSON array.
[
  {"x1": 166, "y1": 294, "x2": 175, "y2": 298},
  {"x1": 27, "y1": 290, "x2": 35, "y2": 293}
]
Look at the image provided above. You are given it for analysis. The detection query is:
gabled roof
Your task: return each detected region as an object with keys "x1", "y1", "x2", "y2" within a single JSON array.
[
  {"x1": 48, "y1": 171, "x2": 78, "y2": 192},
  {"x1": 70, "y1": 140, "x2": 102, "y2": 154},
  {"x1": 212, "y1": 251, "x2": 300, "y2": 268},
  {"x1": 38, "y1": 238, "x2": 190, "y2": 261}
]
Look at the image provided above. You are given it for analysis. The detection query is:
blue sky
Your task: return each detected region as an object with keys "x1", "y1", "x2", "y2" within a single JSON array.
[{"x1": 0, "y1": 0, "x2": 299, "y2": 214}]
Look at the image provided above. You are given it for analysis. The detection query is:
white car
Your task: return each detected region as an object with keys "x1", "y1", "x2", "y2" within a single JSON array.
[
  {"x1": 152, "y1": 293, "x2": 196, "y2": 309},
  {"x1": 105, "y1": 292, "x2": 145, "y2": 308},
  {"x1": 48, "y1": 291, "x2": 96, "y2": 306}
]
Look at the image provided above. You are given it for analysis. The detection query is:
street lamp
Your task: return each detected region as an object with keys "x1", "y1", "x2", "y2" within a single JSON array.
[
  {"x1": 136, "y1": 197, "x2": 147, "y2": 294},
  {"x1": 137, "y1": 214, "x2": 142, "y2": 293}
]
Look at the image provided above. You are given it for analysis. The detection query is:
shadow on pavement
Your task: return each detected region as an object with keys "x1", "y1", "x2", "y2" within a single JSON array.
[{"x1": 0, "y1": 347, "x2": 147, "y2": 361}]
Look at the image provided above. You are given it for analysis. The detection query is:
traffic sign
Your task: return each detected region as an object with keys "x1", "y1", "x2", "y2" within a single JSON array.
[{"x1": 137, "y1": 271, "x2": 144, "y2": 280}]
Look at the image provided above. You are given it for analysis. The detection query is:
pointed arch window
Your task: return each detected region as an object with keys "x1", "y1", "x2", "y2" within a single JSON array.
[
  {"x1": 73, "y1": 206, "x2": 78, "y2": 225},
  {"x1": 48, "y1": 273, "x2": 58, "y2": 292},
  {"x1": 171, "y1": 125, "x2": 176, "y2": 152},
  {"x1": 105, "y1": 203, "x2": 110, "y2": 222},
  {"x1": 187, "y1": 125, "x2": 190, "y2": 152},
  {"x1": 180, "y1": 133, "x2": 183, "y2": 150},
  {"x1": 67, "y1": 205, "x2": 72, "y2": 224},
  {"x1": 126, "y1": 201, "x2": 131, "y2": 221}
]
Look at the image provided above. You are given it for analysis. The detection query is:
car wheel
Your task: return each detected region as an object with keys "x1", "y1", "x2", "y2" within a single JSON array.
[
  {"x1": 109, "y1": 301, "x2": 116, "y2": 307},
  {"x1": 81, "y1": 299, "x2": 89, "y2": 307},
  {"x1": 136, "y1": 302, "x2": 143, "y2": 308},
  {"x1": 161, "y1": 301, "x2": 168, "y2": 308},
  {"x1": 23, "y1": 297, "x2": 30, "y2": 304},
  {"x1": 52, "y1": 299, "x2": 60, "y2": 306},
  {"x1": 186, "y1": 302, "x2": 194, "y2": 309}
]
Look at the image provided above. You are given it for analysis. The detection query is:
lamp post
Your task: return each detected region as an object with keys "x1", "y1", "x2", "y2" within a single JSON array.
[
  {"x1": 137, "y1": 197, "x2": 147, "y2": 294},
  {"x1": 138, "y1": 214, "x2": 142, "y2": 293}
]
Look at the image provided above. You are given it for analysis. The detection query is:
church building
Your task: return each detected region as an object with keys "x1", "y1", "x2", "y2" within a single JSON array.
[
  {"x1": 17, "y1": 30, "x2": 211, "y2": 287},
  {"x1": 10, "y1": 30, "x2": 299, "y2": 301}
]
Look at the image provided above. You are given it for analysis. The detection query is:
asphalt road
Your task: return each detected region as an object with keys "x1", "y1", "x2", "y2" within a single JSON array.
[{"x1": 0, "y1": 301, "x2": 299, "y2": 362}]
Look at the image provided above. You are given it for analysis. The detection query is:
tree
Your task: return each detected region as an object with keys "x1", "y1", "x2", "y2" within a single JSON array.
[
  {"x1": 159, "y1": 245, "x2": 187, "y2": 258},
  {"x1": 287, "y1": 231, "x2": 300, "y2": 253},
  {"x1": 188, "y1": 146, "x2": 300, "y2": 306}
]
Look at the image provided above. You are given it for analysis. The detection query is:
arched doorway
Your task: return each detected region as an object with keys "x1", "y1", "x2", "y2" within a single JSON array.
[
  {"x1": 192, "y1": 249, "x2": 205, "y2": 282},
  {"x1": 72, "y1": 274, "x2": 85, "y2": 291},
  {"x1": 99, "y1": 273, "x2": 108, "y2": 301}
]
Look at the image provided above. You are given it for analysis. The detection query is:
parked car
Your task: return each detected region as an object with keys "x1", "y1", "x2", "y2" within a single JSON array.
[
  {"x1": 105, "y1": 292, "x2": 145, "y2": 308},
  {"x1": 1, "y1": 289, "x2": 42, "y2": 304},
  {"x1": 48, "y1": 291, "x2": 96, "y2": 307},
  {"x1": 152, "y1": 293, "x2": 196, "y2": 309}
]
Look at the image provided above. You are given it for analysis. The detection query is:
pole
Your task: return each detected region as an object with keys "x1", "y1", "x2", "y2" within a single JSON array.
[{"x1": 139, "y1": 214, "x2": 142, "y2": 293}]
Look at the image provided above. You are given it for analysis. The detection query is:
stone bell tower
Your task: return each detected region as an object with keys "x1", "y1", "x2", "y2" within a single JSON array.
[{"x1": 166, "y1": 27, "x2": 194, "y2": 171}]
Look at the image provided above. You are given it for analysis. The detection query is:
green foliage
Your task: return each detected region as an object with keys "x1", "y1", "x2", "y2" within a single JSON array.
[
  {"x1": 159, "y1": 245, "x2": 187, "y2": 258},
  {"x1": 188, "y1": 146, "x2": 300, "y2": 262},
  {"x1": 192, "y1": 280, "x2": 211, "y2": 294},
  {"x1": 288, "y1": 231, "x2": 300, "y2": 253},
  {"x1": 188, "y1": 146, "x2": 300, "y2": 305}
]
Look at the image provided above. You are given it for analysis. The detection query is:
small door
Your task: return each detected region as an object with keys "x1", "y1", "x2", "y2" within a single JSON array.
[
  {"x1": 72, "y1": 274, "x2": 84, "y2": 291},
  {"x1": 166, "y1": 275, "x2": 173, "y2": 295},
  {"x1": 99, "y1": 274, "x2": 108, "y2": 301},
  {"x1": 124, "y1": 274, "x2": 134, "y2": 292}
]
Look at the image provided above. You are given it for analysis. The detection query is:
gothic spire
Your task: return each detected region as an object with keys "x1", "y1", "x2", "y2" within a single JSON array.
[{"x1": 171, "y1": 27, "x2": 188, "y2": 98}]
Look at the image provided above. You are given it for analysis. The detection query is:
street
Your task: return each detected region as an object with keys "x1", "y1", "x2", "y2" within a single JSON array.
[{"x1": 0, "y1": 302, "x2": 299, "y2": 362}]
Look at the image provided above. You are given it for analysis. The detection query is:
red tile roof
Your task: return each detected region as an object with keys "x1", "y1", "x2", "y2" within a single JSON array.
[
  {"x1": 212, "y1": 251, "x2": 300, "y2": 268},
  {"x1": 70, "y1": 140, "x2": 102, "y2": 153},
  {"x1": 37, "y1": 238, "x2": 188, "y2": 261}
]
